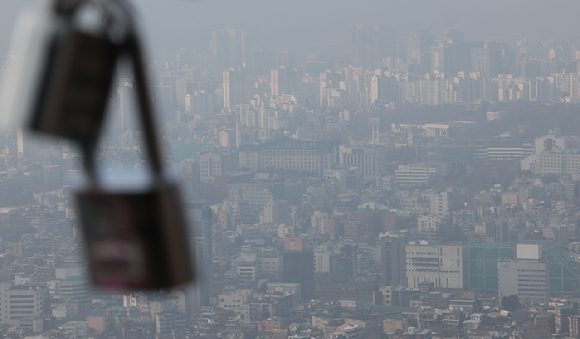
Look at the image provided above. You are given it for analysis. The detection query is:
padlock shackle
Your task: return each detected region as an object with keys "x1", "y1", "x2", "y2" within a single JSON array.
[
  {"x1": 128, "y1": 33, "x2": 163, "y2": 177},
  {"x1": 54, "y1": 0, "x2": 81, "y2": 16},
  {"x1": 45, "y1": 0, "x2": 164, "y2": 180},
  {"x1": 69, "y1": 0, "x2": 164, "y2": 180}
]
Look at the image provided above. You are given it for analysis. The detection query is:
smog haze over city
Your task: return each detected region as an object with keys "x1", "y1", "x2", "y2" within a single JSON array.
[{"x1": 3, "y1": 0, "x2": 580, "y2": 338}]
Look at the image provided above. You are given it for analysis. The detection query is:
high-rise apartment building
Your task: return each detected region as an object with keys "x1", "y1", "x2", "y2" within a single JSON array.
[
  {"x1": 185, "y1": 204, "x2": 213, "y2": 313},
  {"x1": 223, "y1": 65, "x2": 250, "y2": 109},
  {"x1": 189, "y1": 90, "x2": 215, "y2": 117},
  {"x1": 471, "y1": 43, "x2": 497, "y2": 77},
  {"x1": 380, "y1": 233, "x2": 407, "y2": 287},
  {"x1": 115, "y1": 77, "x2": 135, "y2": 134},
  {"x1": 282, "y1": 237, "x2": 314, "y2": 301},
  {"x1": 239, "y1": 104, "x2": 256, "y2": 127},
  {"x1": 352, "y1": 26, "x2": 367, "y2": 69},
  {"x1": 407, "y1": 30, "x2": 434, "y2": 66},
  {"x1": 352, "y1": 26, "x2": 396, "y2": 70},
  {"x1": 430, "y1": 43, "x2": 445, "y2": 74},
  {"x1": 270, "y1": 69, "x2": 279, "y2": 97},
  {"x1": 212, "y1": 29, "x2": 245, "y2": 73},
  {"x1": 275, "y1": 48, "x2": 296, "y2": 69}
]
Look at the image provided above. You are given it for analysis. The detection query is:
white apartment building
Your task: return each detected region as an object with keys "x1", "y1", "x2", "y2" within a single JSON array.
[
  {"x1": 313, "y1": 243, "x2": 334, "y2": 273},
  {"x1": 311, "y1": 211, "x2": 329, "y2": 234},
  {"x1": 406, "y1": 242, "x2": 464, "y2": 289},
  {"x1": 314, "y1": 251, "x2": 332, "y2": 273},
  {"x1": 554, "y1": 72, "x2": 580, "y2": 103},
  {"x1": 417, "y1": 215, "x2": 442, "y2": 233},
  {"x1": 421, "y1": 190, "x2": 460, "y2": 218},
  {"x1": 498, "y1": 244, "x2": 549, "y2": 304}
]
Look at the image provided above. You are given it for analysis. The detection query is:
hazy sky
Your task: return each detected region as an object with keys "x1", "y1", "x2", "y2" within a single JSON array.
[{"x1": 2, "y1": 0, "x2": 580, "y2": 59}]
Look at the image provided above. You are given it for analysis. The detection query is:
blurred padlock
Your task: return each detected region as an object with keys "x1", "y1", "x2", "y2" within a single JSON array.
[
  {"x1": 76, "y1": 172, "x2": 193, "y2": 290},
  {"x1": 31, "y1": 0, "x2": 130, "y2": 147},
  {"x1": 74, "y1": 21, "x2": 195, "y2": 290}
]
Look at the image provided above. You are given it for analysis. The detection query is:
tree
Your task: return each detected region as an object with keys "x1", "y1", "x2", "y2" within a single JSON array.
[{"x1": 502, "y1": 294, "x2": 520, "y2": 312}]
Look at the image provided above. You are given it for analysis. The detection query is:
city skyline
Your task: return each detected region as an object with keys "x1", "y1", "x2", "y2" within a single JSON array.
[
  {"x1": 2, "y1": 0, "x2": 580, "y2": 338},
  {"x1": 3, "y1": 0, "x2": 580, "y2": 58}
]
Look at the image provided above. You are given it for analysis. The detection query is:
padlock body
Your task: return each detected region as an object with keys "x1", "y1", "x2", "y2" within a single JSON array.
[
  {"x1": 30, "y1": 23, "x2": 117, "y2": 146},
  {"x1": 75, "y1": 182, "x2": 195, "y2": 290}
]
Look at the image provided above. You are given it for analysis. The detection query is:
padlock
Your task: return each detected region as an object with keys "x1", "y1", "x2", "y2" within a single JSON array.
[
  {"x1": 29, "y1": 0, "x2": 133, "y2": 148},
  {"x1": 74, "y1": 17, "x2": 195, "y2": 290},
  {"x1": 75, "y1": 171, "x2": 194, "y2": 290},
  {"x1": 0, "y1": 0, "x2": 131, "y2": 149}
]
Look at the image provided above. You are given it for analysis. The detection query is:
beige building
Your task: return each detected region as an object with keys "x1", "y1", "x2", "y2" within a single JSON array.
[
  {"x1": 87, "y1": 312, "x2": 106, "y2": 332},
  {"x1": 311, "y1": 211, "x2": 329, "y2": 234},
  {"x1": 417, "y1": 215, "x2": 442, "y2": 233},
  {"x1": 501, "y1": 193, "x2": 518, "y2": 205},
  {"x1": 0, "y1": 285, "x2": 46, "y2": 326},
  {"x1": 199, "y1": 148, "x2": 238, "y2": 182}
]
